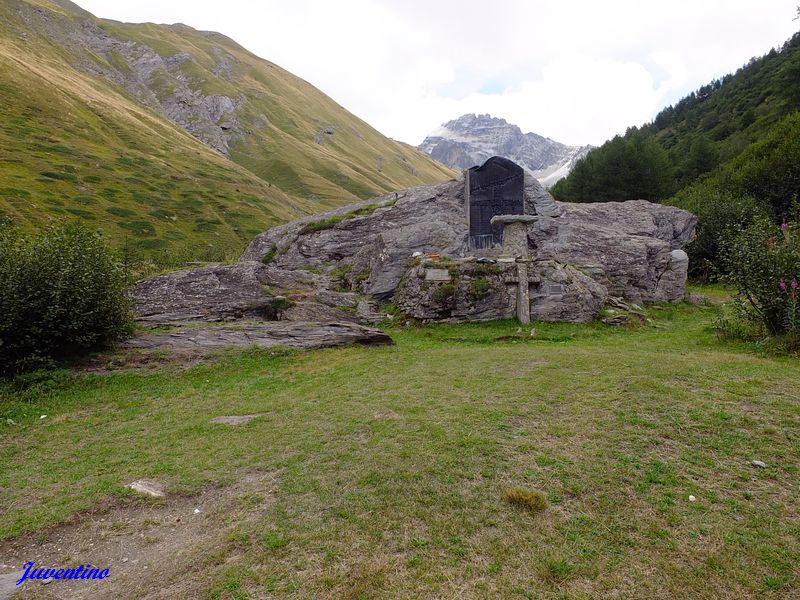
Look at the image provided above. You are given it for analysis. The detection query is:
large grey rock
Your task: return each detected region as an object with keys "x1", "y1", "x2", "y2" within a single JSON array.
[
  {"x1": 529, "y1": 260, "x2": 608, "y2": 323},
  {"x1": 131, "y1": 262, "x2": 275, "y2": 324},
  {"x1": 241, "y1": 180, "x2": 469, "y2": 299},
  {"x1": 529, "y1": 200, "x2": 696, "y2": 303},
  {"x1": 239, "y1": 173, "x2": 695, "y2": 308},
  {"x1": 130, "y1": 262, "x2": 372, "y2": 325},
  {"x1": 524, "y1": 172, "x2": 562, "y2": 217},
  {"x1": 131, "y1": 163, "x2": 695, "y2": 333}
]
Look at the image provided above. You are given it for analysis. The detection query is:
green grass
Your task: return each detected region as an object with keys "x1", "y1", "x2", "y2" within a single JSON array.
[
  {"x1": 298, "y1": 203, "x2": 384, "y2": 235},
  {"x1": 1, "y1": 296, "x2": 799, "y2": 598}
]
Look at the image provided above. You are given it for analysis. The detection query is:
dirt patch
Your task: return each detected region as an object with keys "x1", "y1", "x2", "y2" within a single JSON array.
[
  {"x1": 210, "y1": 414, "x2": 266, "y2": 425},
  {"x1": 76, "y1": 347, "x2": 211, "y2": 374},
  {"x1": 0, "y1": 471, "x2": 278, "y2": 599}
]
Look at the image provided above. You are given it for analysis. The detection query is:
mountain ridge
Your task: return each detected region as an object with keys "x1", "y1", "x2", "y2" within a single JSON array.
[
  {"x1": 0, "y1": 0, "x2": 454, "y2": 262},
  {"x1": 419, "y1": 113, "x2": 592, "y2": 187}
]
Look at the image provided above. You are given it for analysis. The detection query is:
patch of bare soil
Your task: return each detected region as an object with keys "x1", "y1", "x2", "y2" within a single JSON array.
[
  {"x1": 75, "y1": 347, "x2": 212, "y2": 375},
  {"x1": 0, "y1": 471, "x2": 278, "y2": 599}
]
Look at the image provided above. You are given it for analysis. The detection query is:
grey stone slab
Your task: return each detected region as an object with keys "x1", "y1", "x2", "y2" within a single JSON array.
[
  {"x1": 424, "y1": 268, "x2": 451, "y2": 282},
  {"x1": 467, "y1": 157, "x2": 525, "y2": 249},
  {"x1": 123, "y1": 322, "x2": 393, "y2": 351},
  {"x1": 0, "y1": 572, "x2": 19, "y2": 600}
]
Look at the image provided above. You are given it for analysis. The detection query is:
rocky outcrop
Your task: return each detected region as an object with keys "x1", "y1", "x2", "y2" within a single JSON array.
[
  {"x1": 131, "y1": 164, "x2": 696, "y2": 337},
  {"x1": 528, "y1": 261, "x2": 608, "y2": 322},
  {"x1": 240, "y1": 181, "x2": 470, "y2": 299},
  {"x1": 130, "y1": 261, "x2": 381, "y2": 326},
  {"x1": 73, "y1": 21, "x2": 245, "y2": 155},
  {"x1": 529, "y1": 200, "x2": 696, "y2": 304},
  {"x1": 394, "y1": 258, "x2": 607, "y2": 323},
  {"x1": 239, "y1": 172, "x2": 695, "y2": 308},
  {"x1": 132, "y1": 262, "x2": 275, "y2": 324}
]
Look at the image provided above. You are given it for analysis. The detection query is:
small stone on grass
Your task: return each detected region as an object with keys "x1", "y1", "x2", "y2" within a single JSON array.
[
  {"x1": 210, "y1": 414, "x2": 266, "y2": 425},
  {"x1": 128, "y1": 479, "x2": 165, "y2": 498},
  {"x1": 751, "y1": 460, "x2": 767, "y2": 468}
]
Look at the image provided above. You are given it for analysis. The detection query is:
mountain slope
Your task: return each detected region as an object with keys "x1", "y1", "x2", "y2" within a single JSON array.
[
  {"x1": 552, "y1": 31, "x2": 800, "y2": 203},
  {"x1": 0, "y1": 0, "x2": 454, "y2": 261},
  {"x1": 419, "y1": 114, "x2": 592, "y2": 187}
]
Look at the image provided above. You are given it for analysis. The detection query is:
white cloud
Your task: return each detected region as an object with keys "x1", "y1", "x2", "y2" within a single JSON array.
[{"x1": 75, "y1": 0, "x2": 800, "y2": 146}]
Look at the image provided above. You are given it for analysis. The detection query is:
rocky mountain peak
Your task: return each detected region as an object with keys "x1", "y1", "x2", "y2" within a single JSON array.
[{"x1": 419, "y1": 113, "x2": 593, "y2": 188}]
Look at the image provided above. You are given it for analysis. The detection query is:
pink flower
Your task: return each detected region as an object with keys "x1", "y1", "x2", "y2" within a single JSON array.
[
  {"x1": 780, "y1": 278, "x2": 787, "y2": 291},
  {"x1": 781, "y1": 221, "x2": 789, "y2": 232},
  {"x1": 792, "y1": 279, "x2": 799, "y2": 290}
]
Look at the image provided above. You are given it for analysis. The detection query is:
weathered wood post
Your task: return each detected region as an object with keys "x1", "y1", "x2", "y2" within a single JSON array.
[{"x1": 490, "y1": 214, "x2": 538, "y2": 324}]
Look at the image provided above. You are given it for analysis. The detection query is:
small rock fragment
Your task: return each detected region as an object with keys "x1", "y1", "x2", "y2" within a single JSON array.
[
  {"x1": 751, "y1": 460, "x2": 767, "y2": 468},
  {"x1": 688, "y1": 495, "x2": 696, "y2": 502},
  {"x1": 128, "y1": 479, "x2": 165, "y2": 498}
]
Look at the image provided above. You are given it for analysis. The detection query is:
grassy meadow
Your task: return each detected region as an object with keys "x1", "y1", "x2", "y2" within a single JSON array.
[{"x1": 0, "y1": 288, "x2": 798, "y2": 599}]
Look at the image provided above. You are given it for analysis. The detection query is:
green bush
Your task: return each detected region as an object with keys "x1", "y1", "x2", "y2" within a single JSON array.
[
  {"x1": 432, "y1": 283, "x2": 457, "y2": 309},
  {"x1": 0, "y1": 222, "x2": 132, "y2": 374},
  {"x1": 469, "y1": 277, "x2": 491, "y2": 300},
  {"x1": 718, "y1": 214, "x2": 800, "y2": 345},
  {"x1": 669, "y1": 182, "x2": 765, "y2": 281}
]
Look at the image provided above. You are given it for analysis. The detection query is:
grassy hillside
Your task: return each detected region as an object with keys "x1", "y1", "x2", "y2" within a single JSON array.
[
  {"x1": 0, "y1": 33, "x2": 307, "y2": 263},
  {"x1": 552, "y1": 31, "x2": 800, "y2": 204},
  {"x1": 0, "y1": 0, "x2": 454, "y2": 262},
  {"x1": 95, "y1": 18, "x2": 454, "y2": 201},
  {"x1": 1, "y1": 292, "x2": 799, "y2": 597}
]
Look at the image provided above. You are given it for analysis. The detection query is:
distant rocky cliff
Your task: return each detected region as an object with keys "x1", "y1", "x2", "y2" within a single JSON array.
[{"x1": 419, "y1": 114, "x2": 592, "y2": 188}]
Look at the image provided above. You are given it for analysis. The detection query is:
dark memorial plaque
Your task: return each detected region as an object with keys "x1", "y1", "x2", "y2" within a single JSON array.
[{"x1": 467, "y1": 156, "x2": 524, "y2": 249}]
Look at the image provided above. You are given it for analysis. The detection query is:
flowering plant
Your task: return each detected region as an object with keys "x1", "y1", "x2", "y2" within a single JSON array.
[
  {"x1": 780, "y1": 277, "x2": 800, "y2": 338},
  {"x1": 721, "y1": 211, "x2": 800, "y2": 345}
]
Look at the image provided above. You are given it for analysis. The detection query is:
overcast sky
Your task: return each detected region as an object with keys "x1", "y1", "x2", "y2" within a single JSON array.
[{"x1": 76, "y1": 1, "x2": 799, "y2": 147}]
